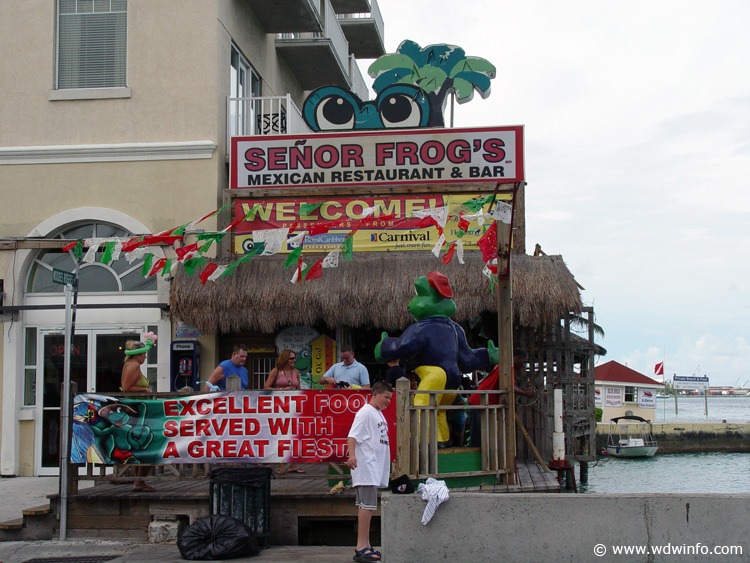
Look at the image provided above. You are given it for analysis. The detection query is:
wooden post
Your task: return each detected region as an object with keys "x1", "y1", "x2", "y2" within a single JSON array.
[
  {"x1": 496, "y1": 183, "x2": 519, "y2": 484},
  {"x1": 225, "y1": 374, "x2": 241, "y2": 391},
  {"x1": 394, "y1": 377, "x2": 411, "y2": 477}
]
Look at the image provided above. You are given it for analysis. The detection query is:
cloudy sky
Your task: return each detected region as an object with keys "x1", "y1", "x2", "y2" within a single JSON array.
[{"x1": 361, "y1": 0, "x2": 750, "y2": 386}]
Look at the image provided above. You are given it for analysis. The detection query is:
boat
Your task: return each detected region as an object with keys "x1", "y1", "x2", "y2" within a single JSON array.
[{"x1": 605, "y1": 415, "x2": 659, "y2": 458}]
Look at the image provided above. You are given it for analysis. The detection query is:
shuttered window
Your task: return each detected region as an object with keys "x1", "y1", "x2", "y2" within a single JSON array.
[{"x1": 57, "y1": 0, "x2": 128, "y2": 89}]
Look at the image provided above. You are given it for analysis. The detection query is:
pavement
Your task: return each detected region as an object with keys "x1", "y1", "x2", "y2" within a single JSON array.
[
  {"x1": 0, "y1": 477, "x2": 367, "y2": 562},
  {"x1": 0, "y1": 541, "x2": 358, "y2": 562}
]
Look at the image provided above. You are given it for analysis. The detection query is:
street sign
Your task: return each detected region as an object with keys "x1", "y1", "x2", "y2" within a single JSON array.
[
  {"x1": 673, "y1": 375, "x2": 709, "y2": 390},
  {"x1": 52, "y1": 268, "x2": 76, "y2": 286}
]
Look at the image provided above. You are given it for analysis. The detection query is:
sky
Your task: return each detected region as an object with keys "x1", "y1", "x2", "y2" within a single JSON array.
[{"x1": 359, "y1": 0, "x2": 750, "y2": 387}]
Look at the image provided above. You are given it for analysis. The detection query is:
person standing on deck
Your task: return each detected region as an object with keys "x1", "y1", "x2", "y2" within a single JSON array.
[
  {"x1": 347, "y1": 381, "x2": 392, "y2": 562},
  {"x1": 205, "y1": 345, "x2": 249, "y2": 391},
  {"x1": 320, "y1": 345, "x2": 370, "y2": 389}
]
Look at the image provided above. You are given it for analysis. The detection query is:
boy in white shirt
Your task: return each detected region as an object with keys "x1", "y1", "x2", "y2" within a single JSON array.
[{"x1": 347, "y1": 381, "x2": 392, "y2": 562}]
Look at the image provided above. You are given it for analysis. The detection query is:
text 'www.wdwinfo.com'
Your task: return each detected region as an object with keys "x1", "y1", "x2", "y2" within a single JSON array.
[{"x1": 594, "y1": 543, "x2": 744, "y2": 557}]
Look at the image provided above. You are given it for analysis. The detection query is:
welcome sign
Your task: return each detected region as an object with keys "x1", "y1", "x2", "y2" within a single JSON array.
[
  {"x1": 71, "y1": 390, "x2": 396, "y2": 465},
  {"x1": 231, "y1": 126, "x2": 524, "y2": 190}
]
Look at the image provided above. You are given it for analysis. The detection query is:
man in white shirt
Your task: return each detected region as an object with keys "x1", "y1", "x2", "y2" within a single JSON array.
[
  {"x1": 347, "y1": 381, "x2": 392, "y2": 562},
  {"x1": 320, "y1": 345, "x2": 370, "y2": 388}
]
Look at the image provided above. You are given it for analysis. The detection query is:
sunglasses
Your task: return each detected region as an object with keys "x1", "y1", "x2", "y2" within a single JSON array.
[{"x1": 289, "y1": 357, "x2": 296, "y2": 360}]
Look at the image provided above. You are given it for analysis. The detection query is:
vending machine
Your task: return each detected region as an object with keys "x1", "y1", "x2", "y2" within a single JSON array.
[{"x1": 170, "y1": 340, "x2": 200, "y2": 391}]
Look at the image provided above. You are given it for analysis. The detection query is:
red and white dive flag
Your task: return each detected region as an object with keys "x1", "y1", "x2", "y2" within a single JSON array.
[{"x1": 654, "y1": 362, "x2": 664, "y2": 376}]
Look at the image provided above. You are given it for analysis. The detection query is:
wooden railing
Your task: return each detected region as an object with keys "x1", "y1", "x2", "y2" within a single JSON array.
[
  {"x1": 65, "y1": 376, "x2": 517, "y2": 492},
  {"x1": 393, "y1": 378, "x2": 515, "y2": 481}
]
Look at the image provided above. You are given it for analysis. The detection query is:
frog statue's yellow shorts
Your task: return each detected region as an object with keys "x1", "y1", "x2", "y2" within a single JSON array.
[{"x1": 413, "y1": 366, "x2": 456, "y2": 444}]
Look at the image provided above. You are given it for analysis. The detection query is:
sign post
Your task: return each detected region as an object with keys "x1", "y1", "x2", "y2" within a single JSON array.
[
  {"x1": 52, "y1": 266, "x2": 79, "y2": 540},
  {"x1": 672, "y1": 375, "x2": 710, "y2": 420}
]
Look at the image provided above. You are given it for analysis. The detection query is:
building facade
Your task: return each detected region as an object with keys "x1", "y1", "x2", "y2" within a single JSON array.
[
  {"x1": 594, "y1": 360, "x2": 664, "y2": 421},
  {"x1": 0, "y1": 0, "x2": 383, "y2": 476}
]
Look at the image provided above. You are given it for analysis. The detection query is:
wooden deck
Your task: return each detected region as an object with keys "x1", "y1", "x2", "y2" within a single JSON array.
[{"x1": 39, "y1": 461, "x2": 559, "y2": 544}]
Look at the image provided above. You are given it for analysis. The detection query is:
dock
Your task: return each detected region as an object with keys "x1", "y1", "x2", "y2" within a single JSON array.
[{"x1": 1, "y1": 461, "x2": 558, "y2": 544}]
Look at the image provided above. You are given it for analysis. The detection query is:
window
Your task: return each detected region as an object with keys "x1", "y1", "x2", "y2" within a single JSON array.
[
  {"x1": 57, "y1": 0, "x2": 128, "y2": 89},
  {"x1": 251, "y1": 356, "x2": 274, "y2": 390},
  {"x1": 24, "y1": 327, "x2": 37, "y2": 406},
  {"x1": 625, "y1": 386, "x2": 637, "y2": 403},
  {"x1": 230, "y1": 45, "x2": 261, "y2": 136},
  {"x1": 27, "y1": 222, "x2": 156, "y2": 294}
]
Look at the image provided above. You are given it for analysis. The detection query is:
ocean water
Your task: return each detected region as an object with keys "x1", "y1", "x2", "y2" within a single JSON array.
[
  {"x1": 578, "y1": 452, "x2": 750, "y2": 494},
  {"x1": 652, "y1": 396, "x2": 750, "y2": 423},
  {"x1": 578, "y1": 396, "x2": 750, "y2": 494}
]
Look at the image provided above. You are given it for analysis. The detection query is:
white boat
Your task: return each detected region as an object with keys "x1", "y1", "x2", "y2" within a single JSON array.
[{"x1": 605, "y1": 415, "x2": 659, "y2": 458}]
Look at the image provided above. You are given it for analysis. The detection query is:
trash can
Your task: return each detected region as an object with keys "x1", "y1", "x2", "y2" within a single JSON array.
[{"x1": 209, "y1": 466, "x2": 272, "y2": 548}]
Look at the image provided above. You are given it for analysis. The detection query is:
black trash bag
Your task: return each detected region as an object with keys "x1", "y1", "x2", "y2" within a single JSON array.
[{"x1": 177, "y1": 514, "x2": 261, "y2": 560}]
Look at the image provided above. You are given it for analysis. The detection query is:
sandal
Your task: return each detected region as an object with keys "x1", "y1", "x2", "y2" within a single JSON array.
[
  {"x1": 288, "y1": 468, "x2": 306, "y2": 473},
  {"x1": 354, "y1": 547, "x2": 381, "y2": 562}
]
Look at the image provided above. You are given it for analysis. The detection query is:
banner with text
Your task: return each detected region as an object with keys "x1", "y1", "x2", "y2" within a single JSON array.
[
  {"x1": 233, "y1": 193, "x2": 509, "y2": 254},
  {"x1": 231, "y1": 126, "x2": 524, "y2": 190},
  {"x1": 71, "y1": 391, "x2": 396, "y2": 465}
]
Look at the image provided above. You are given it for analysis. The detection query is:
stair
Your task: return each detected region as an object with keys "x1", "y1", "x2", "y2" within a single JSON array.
[{"x1": 0, "y1": 504, "x2": 55, "y2": 541}]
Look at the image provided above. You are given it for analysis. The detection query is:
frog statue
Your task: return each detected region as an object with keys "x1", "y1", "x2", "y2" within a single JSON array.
[{"x1": 375, "y1": 271, "x2": 498, "y2": 445}]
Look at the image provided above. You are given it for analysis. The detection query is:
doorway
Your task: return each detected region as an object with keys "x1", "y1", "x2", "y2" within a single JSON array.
[{"x1": 36, "y1": 328, "x2": 147, "y2": 474}]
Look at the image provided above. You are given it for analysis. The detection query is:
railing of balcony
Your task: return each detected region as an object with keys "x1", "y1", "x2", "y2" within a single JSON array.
[
  {"x1": 336, "y1": 0, "x2": 384, "y2": 43},
  {"x1": 226, "y1": 95, "x2": 309, "y2": 147},
  {"x1": 349, "y1": 54, "x2": 369, "y2": 101},
  {"x1": 276, "y1": 0, "x2": 350, "y2": 84},
  {"x1": 322, "y1": 0, "x2": 349, "y2": 76}
]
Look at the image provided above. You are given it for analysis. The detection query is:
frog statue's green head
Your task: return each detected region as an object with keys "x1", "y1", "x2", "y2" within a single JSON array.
[{"x1": 407, "y1": 271, "x2": 456, "y2": 321}]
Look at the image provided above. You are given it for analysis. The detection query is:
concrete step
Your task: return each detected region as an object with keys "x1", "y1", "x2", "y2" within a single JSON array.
[
  {"x1": 0, "y1": 518, "x2": 23, "y2": 530},
  {"x1": 23, "y1": 504, "x2": 51, "y2": 517}
]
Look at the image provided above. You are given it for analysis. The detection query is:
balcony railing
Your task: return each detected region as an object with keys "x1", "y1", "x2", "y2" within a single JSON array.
[
  {"x1": 275, "y1": 0, "x2": 350, "y2": 89},
  {"x1": 227, "y1": 95, "x2": 310, "y2": 149},
  {"x1": 349, "y1": 54, "x2": 369, "y2": 100},
  {"x1": 336, "y1": 0, "x2": 384, "y2": 58}
]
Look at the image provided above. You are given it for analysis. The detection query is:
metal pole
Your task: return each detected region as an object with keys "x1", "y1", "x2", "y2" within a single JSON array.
[
  {"x1": 704, "y1": 387, "x2": 709, "y2": 419},
  {"x1": 59, "y1": 284, "x2": 72, "y2": 540},
  {"x1": 59, "y1": 260, "x2": 80, "y2": 541}
]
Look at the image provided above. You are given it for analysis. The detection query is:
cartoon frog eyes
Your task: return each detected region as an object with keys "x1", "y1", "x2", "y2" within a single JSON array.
[
  {"x1": 303, "y1": 84, "x2": 430, "y2": 131},
  {"x1": 314, "y1": 92, "x2": 357, "y2": 130},
  {"x1": 379, "y1": 87, "x2": 427, "y2": 128}
]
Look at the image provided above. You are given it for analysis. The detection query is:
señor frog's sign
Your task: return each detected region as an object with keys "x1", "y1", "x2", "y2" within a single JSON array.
[{"x1": 231, "y1": 126, "x2": 524, "y2": 190}]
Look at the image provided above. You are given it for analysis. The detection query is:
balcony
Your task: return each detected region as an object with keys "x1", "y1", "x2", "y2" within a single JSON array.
[
  {"x1": 245, "y1": 0, "x2": 322, "y2": 33},
  {"x1": 349, "y1": 54, "x2": 370, "y2": 101},
  {"x1": 336, "y1": 0, "x2": 385, "y2": 59},
  {"x1": 275, "y1": 0, "x2": 350, "y2": 90},
  {"x1": 226, "y1": 95, "x2": 310, "y2": 151}
]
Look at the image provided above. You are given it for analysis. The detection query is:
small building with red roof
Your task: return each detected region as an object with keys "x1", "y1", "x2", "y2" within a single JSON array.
[{"x1": 594, "y1": 360, "x2": 664, "y2": 421}]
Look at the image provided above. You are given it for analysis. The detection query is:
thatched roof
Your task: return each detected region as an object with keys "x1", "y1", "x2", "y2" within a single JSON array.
[{"x1": 170, "y1": 252, "x2": 582, "y2": 334}]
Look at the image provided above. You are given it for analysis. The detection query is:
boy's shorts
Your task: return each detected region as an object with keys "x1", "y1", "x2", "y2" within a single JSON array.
[{"x1": 354, "y1": 485, "x2": 378, "y2": 511}]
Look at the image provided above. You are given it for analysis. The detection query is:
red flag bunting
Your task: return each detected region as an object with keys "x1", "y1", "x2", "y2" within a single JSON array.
[
  {"x1": 304, "y1": 259, "x2": 324, "y2": 280},
  {"x1": 199, "y1": 263, "x2": 219, "y2": 285}
]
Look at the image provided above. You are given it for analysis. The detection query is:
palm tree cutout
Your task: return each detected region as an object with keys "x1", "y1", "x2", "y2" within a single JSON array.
[{"x1": 368, "y1": 40, "x2": 496, "y2": 127}]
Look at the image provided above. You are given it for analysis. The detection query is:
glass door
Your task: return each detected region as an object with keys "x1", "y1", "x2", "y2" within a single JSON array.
[
  {"x1": 36, "y1": 328, "x2": 147, "y2": 474},
  {"x1": 39, "y1": 332, "x2": 88, "y2": 472}
]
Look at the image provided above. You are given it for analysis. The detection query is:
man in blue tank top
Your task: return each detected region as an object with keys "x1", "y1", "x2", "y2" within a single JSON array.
[{"x1": 205, "y1": 345, "x2": 249, "y2": 390}]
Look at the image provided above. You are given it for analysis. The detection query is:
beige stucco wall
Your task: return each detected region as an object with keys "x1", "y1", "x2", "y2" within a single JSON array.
[
  {"x1": 0, "y1": 1, "x2": 221, "y2": 147},
  {"x1": 18, "y1": 421, "x2": 35, "y2": 476},
  {"x1": 0, "y1": 0, "x2": 313, "y2": 476},
  {"x1": 0, "y1": 158, "x2": 220, "y2": 238}
]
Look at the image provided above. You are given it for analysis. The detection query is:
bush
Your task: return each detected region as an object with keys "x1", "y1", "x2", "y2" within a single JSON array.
[{"x1": 595, "y1": 407, "x2": 603, "y2": 422}]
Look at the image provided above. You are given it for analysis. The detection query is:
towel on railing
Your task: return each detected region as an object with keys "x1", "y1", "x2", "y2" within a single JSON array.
[{"x1": 417, "y1": 478, "x2": 449, "y2": 525}]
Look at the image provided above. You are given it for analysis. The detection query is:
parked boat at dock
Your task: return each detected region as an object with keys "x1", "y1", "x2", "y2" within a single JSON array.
[{"x1": 605, "y1": 415, "x2": 659, "y2": 457}]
